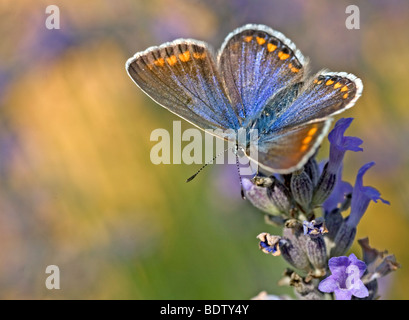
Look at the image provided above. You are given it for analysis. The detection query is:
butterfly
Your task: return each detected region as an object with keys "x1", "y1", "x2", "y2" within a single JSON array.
[{"x1": 126, "y1": 24, "x2": 363, "y2": 174}]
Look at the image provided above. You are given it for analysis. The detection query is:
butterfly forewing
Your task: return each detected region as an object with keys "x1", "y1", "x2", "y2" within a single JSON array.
[
  {"x1": 126, "y1": 40, "x2": 239, "y2": 132},
  {"x1": 218, "y1": 24, "x2": 306, "y2": 126}
]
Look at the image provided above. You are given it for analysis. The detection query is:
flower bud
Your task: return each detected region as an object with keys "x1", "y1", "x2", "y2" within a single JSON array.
[
  {"x1": 304, "y1": 157, "x2": 320, "y2": 187},
  {"x1": 242, "y1": 178, "x2": 279, "y2": 215},
  {"x1": 304, "y1": 236, "x2": 327, "y2": 271},
  {"x1": 280, "y1": 223, "x2": 311, "y2": 271},
  {"x1": 302, "y1": 218, "x2": 328, "y2": 270},
  {"x1": 312, "y1": 162, "x2": 337, "y2": 205},
  {"x1": 267, "y1": 176, "x2": 293, "y2": 214},
  {"x1": 290, "y1": 169, "x2": 313, "y2": 211}
]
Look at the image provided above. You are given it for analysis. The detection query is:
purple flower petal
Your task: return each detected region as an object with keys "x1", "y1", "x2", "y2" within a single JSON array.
[
  {"x1": 351, "y1": 283, "x2": 369, "y2": 298},
  {"x1": 318, "y1": 276, "x2": 338, "y2": 293},
  {"x1": 328, "y1": 118, "x2": 363, "y2": 153},
  {"x1": 347, "y1": 162, "x2": 390, "y2": 227},
  {"x1": 354, "y1": 162, "x2": 389, "y2": 203},
  {"x1": 348, "y1": 253, "x2": 367, "y2": 277},
  {"x1": 334, "y1": 288, "x2": 353, "y2": 300},
  {"x1": 328, "y1": 255, "x2": 349, "y2": 276},
  {"x1": 318, "y1": 254, "x2": 369, "y2": 300},
  {"x1": 327, "y1": 118, "x2": 363, "y2": 174}
]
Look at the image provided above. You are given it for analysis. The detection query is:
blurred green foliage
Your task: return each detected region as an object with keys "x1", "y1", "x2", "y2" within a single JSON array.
[{"x1": 0, "y1": 0, "x2": 408, "y2": 299}]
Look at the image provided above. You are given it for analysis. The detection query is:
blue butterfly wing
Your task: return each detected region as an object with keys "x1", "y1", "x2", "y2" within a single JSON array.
[
  {"x1": 217, "y1": 24, "x2": 306, "y2": 126},
  {"x1": 249, "y1": 82, "x2": 303, "y2": 134},
  {"x1": 126, "y1": 40, "x2": 240, "y2": 133},
  {"x1": 270, "y1": 72, "x2": 363, "y2": 130}
]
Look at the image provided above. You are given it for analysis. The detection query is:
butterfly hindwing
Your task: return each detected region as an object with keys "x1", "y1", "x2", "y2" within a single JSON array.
[
  {"x1": 248, "y1": 118, "x2": 332, "y2": 174},
  {"x1": 126, "y1": 40, "x2": 240, "y2": 132},
  {"x1": 217, "y1": 24, "x2": 306, "y2": 126}
]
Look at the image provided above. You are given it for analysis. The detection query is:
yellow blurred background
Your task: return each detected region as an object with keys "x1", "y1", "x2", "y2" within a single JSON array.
[{"x1": 0, "y1": 0, "x2": 408, "y2": 299}]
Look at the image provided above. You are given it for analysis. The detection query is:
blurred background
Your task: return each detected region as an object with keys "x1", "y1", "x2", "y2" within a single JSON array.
[{"x1": 0, "y1": 0, "x2": 408, "y2": 299}]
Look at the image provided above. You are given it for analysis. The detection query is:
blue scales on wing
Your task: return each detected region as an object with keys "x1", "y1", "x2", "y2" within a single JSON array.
[{"x1": 217, "y1": 24, "x2": 306, "y2": 127}]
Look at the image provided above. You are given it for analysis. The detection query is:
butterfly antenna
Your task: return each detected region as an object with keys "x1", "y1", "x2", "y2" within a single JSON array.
[
  {"x1": 236, "y1": 154, "x2": 246, "y2": 200},
  {"x1": 186, "y1": 147, "x2": 230, "y2": 183}
]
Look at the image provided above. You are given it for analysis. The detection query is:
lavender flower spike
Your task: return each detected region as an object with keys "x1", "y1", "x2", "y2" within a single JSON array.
[
  {"x1": 346, "y1": 162, "x2": 390, "y2": 228},
  {"x1": 318, "y1": 253, "x2": 369, "y2": 300},
  {"x1": 327, "y1": 118, "x2": 363, "y2": 174}
]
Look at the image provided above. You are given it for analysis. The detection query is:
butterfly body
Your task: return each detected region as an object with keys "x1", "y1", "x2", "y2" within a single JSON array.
[{"x1": 126, "y1": 24, "x2": 362, "y2": 173}]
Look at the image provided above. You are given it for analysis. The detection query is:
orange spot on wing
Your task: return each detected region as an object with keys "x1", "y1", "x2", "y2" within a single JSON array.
[
  {"x1": 278, "y1": 51, "x2": 290, "y2": 60},
  {"x1": 288, "y1": 63, "x2": 299, "y2": 73},
  {"x1": 300, "y1": 145, "x2": 308, "y2": 152},
  {"x1": 317, "y1": 80, "x2": 323, "y2": 84},
  {"x1": 307, "y1": 127, "x2": 318, "y2": 136},
  {"x1": 302, "y1": 136, "x2": 313, "y2": 144},
  {"x1": 256, "y1": 37, "x2": 266, "y2": 45},
  {"x1": 193, "y1": 52, "x2": 206, "y2": 59},
  {"x1": 267, "y1": 43, "x2": 277, "y2": 52},
  {"x1": 334, "y1": 82, "x2": 342, "y2": 89},
  {"x1": 166, "y1": 55, "x2": 177, "y2": 66},
  {"x1": 313, "y1": 79, "x2": 318, "y2": 84},
  {"x1": 326, "y1": 79, "x2": 334, "y2": 86},
  {"x1": 153, "y1": 58, "x2": 165, "y2": 67},
  {"x1": 179, "y1": 51, "x2": 190, "y2": 62},
  {"x1": 244, "y1": 36, "x2": 252, "y2": 42},
  {"x1": 341, "y1": 85, "x2": 349, "y2": 92},
  {"x1": 343, "y1": 93, "x2": 349, "y2": 99}
]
